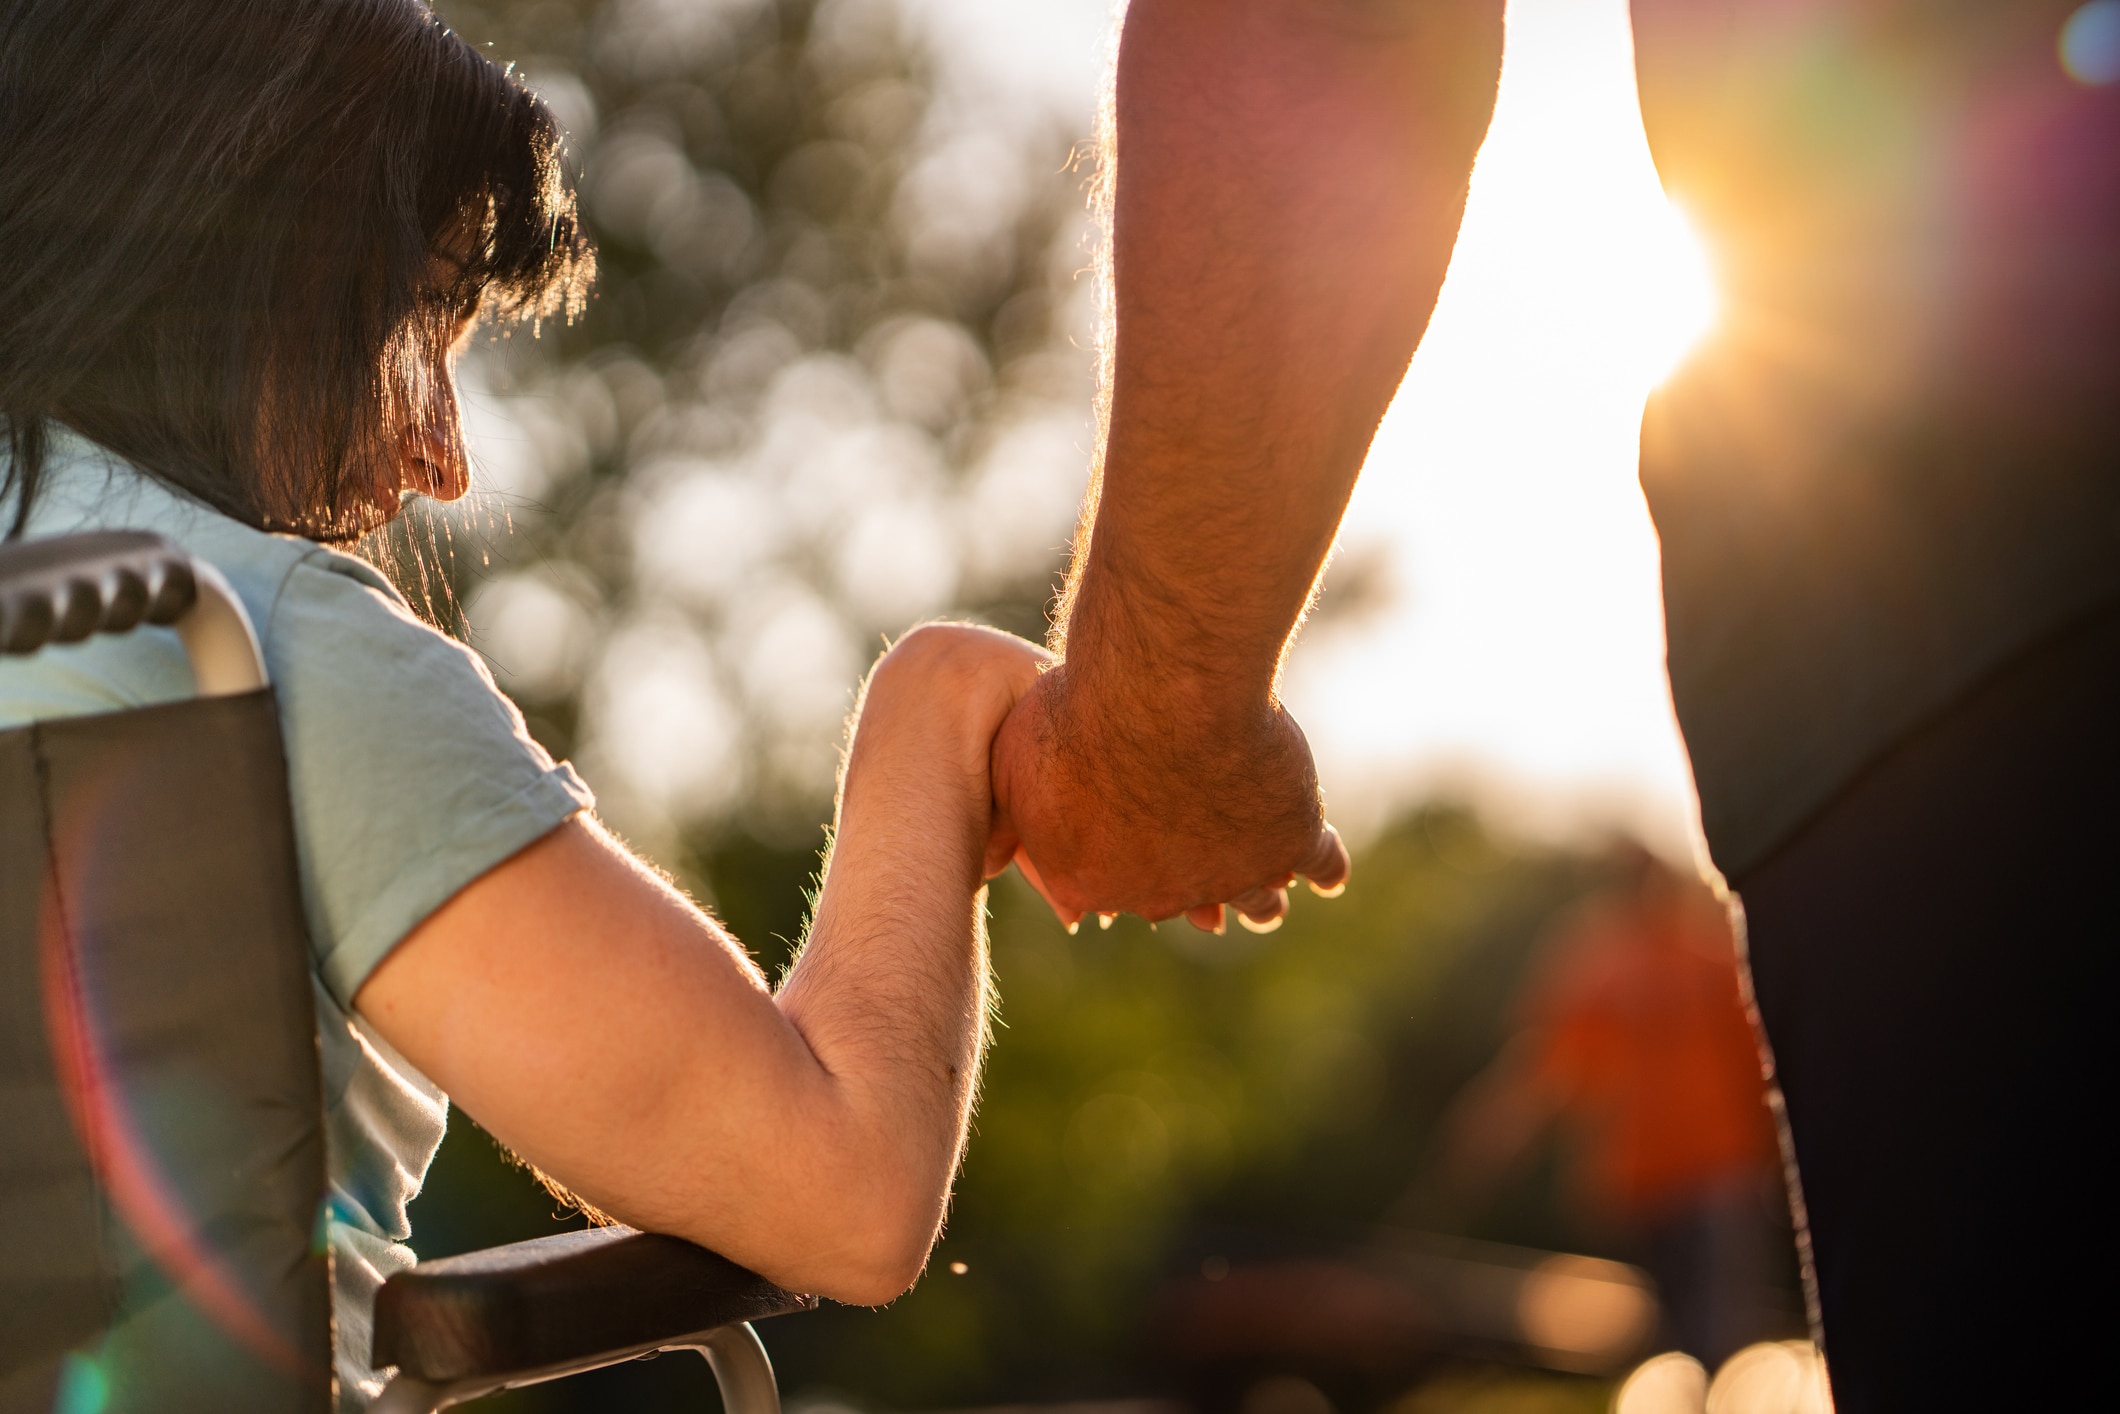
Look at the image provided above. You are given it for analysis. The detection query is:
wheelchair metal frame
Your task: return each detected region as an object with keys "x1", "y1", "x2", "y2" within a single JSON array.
[{"x1": 373, "y1": 1320, "x2": 779, "y2": 1414}]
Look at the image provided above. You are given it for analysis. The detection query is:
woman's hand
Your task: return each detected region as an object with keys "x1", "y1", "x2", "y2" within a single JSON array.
[{"x1": 841, "y1": 622, "x2": 1052, "y2": 883}]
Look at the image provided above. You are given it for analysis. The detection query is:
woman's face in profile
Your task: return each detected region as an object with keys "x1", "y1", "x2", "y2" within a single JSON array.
[{"x1": 389, "y1": 307, "x2": 479, "y2": 511}]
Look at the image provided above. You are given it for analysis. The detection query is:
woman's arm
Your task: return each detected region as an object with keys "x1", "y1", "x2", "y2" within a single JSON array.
[{"x1": 353, "y1": 624, "x2": 1045, "y2": 1306}]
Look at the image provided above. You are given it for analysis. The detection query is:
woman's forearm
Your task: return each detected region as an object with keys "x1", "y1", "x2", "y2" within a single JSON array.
[
  {"x1": 346, "y1": 788, "x2": 988, "y2": 1305},
  {"x1": 354, "y1": 630, "x2": 1036, "y2": 1307},
  {"x1": 764, "y1": 625, "x2": 1035, "y2": 1297},
  {"x1": 770, "y1": 801, "x2": 992, "y2": 1300}
]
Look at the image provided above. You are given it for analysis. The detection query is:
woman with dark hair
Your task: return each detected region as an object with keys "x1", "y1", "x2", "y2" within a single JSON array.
[
  {"x1": 0, "y1": 0, "x2": 593, "y2": 539},
  {"x1": 1, "y1": 1, "x2": 1043, "y2": 1404}
]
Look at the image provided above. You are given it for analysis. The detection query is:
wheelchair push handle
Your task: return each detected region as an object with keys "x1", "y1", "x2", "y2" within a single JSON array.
[{"x1": 0, "y1": 529, "x2": 266, "y2": 695}]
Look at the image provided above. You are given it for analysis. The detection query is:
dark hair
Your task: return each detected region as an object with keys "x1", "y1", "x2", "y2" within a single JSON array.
[{"x1": 0, "y1": 0, "x2": 594, "y2": 541}]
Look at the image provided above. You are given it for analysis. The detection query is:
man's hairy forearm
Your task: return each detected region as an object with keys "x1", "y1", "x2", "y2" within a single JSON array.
[
  {"x1": 1058, "y1": 0, "x2": 1503, "y2": 710},
  {"x1": 982, "y1": 0, "x2": 1499, "y2": 918}
]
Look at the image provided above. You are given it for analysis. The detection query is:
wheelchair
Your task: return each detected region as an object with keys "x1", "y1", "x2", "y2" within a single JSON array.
[{"x1": 0, "y1": 531, "x2": 813, "y2": 1412}]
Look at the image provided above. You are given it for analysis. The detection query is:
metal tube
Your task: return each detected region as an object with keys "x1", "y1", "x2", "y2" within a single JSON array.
[
  {"x1": 173, "y1": 559, "x2": 266, "y2": 695},
  {"x1": 693, "y1": 1323, "x2": 782, "y2": 1414},
  {"x1": 369, "y1": 1374, "x2": 452, "y2": 1414},
  {"x1": 369, "y1": 1320, "x2": 779, "y2": 1413}
]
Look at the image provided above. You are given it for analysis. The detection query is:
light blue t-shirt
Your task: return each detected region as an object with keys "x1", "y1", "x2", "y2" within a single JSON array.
[{"x1": 0, "y1": 431, "x2": 594, "y2": 1406}]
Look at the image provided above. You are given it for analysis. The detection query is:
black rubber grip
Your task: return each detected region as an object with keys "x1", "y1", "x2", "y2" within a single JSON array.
[
  {"x1": 0, "y1": 530, "x2": 198, "y2": 656},
  {"x1": 372, "y1": 1227, "x2": 816, "y2": 1383}
]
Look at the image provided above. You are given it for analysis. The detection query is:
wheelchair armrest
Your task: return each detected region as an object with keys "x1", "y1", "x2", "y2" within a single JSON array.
[{"x1": 371, "y1": 1226, "x2": 817, "y2": 1385}]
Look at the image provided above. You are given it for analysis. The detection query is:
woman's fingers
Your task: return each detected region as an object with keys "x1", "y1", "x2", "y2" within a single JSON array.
[
  {"x1": 1013, "y1": 849, "x2": 1086, "y2": 932},
  {"x1": 982, "y1": 818, "x2": 1022, "y2": 880}
]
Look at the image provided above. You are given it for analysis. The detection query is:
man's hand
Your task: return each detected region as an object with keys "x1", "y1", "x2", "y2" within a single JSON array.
[
  {"x1": 987, "y1": 658, "x2": 1349, "y2": 930},
  {"x1": 979, "y1": 0, "x2": 1499, "y2": 932}
]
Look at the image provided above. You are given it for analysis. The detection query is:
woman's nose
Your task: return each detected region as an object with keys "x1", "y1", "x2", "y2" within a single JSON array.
[{"x1": 406, "y1": 382, "x2": 471, "y2": 500}]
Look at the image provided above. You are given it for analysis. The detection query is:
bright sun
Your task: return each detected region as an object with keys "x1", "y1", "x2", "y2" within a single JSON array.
[{"x1": 1628, "y1": 202, "x2": 1718, "y2": 389}]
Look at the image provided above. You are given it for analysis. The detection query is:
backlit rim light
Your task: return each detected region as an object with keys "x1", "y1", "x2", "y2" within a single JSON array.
[{"x1": 1637, "y1": 202, "x2": 1719, "y2": 389}]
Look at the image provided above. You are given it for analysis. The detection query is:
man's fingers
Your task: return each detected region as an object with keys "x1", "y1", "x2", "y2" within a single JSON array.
[
  {"x1": 1230, "y1": 884, "x2": 1286, "y2": 923},
  {"x1": 1232, "y1": 885, "x2": 1288, "y2": 933},
  {"x1": 1300, "y1": 823, "x2": 1351, "y2": 898}
]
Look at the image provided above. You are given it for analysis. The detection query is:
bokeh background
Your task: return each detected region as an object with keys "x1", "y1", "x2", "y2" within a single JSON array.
[{"x1": 394, "y1": 0, "x2": 1811, "y2": 1410}]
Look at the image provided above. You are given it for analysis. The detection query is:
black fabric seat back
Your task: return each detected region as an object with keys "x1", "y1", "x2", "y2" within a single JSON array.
[{"x1": 0, "y1": 691, "x2": 331, "y2": 1413}]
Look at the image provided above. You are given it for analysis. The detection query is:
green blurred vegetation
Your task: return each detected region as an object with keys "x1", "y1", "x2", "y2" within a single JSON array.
[{"x1": 410, "y1": 810, "x2": 1632, "y2": 1412}]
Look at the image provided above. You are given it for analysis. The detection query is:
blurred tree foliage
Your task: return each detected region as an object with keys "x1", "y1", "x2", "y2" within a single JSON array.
[
  {"x1": 400, "y1": 1, "x2": 1633, "y2": 1410},
  {"x1": 421, "y1": 0, "x2": 1097, "y2": 851}
]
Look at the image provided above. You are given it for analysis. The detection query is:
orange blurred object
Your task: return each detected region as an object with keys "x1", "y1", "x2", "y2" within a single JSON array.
[{"x1": 1520, "y1": 857, "x2": 1776, "y2": 1223}]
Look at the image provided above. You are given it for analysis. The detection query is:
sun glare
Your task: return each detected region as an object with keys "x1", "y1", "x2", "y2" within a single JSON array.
[{"x1": 1631, "y1": 203, "x2": 1719, "y2": 388}]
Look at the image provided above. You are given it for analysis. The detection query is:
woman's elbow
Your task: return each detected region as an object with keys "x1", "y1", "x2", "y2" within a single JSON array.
[
  {"x1": 699, "y1": 1090, "x2": 959, "y2": 1304},
  {"x1": 779, "y1": 1197, "x2": 941, "y2": 1307},
  {"x1": 700, "y1": 1146, "x2": 944, "y2": 1306},
  {"x1": 814, "y1": 1245, "x2": 932, "y2": 1308}
]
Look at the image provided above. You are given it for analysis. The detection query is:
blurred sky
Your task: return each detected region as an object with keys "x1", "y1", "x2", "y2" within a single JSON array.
[{"x1": 910, "y1": 0, "x2": 1716, "y2": 863}]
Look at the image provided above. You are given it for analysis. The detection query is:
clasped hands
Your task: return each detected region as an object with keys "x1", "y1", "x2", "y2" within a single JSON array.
[{"x1": 984, "y1": 655, "x2": 1350, "y2": 934}]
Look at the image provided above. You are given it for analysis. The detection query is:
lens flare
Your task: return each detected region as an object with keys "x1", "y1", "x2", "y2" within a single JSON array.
[
  {"x1": 2062, "y1": 2, "x2": 2120, "y2": 85},
  {"x1": 37, "y1": 780, "x2": 315, "y2": 1382},
  {"x1": 52, "y1": 1354, "x2": 110, "y2": 1414}
]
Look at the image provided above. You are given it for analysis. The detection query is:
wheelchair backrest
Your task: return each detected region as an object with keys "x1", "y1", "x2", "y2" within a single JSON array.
[{"x1": 0, "y1": 533, "x2": 330, "y2": 1414}]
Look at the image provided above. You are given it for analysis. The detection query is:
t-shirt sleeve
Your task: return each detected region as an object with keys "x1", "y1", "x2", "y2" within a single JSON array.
[{"x1": 267, "y1": 549, "x2": 594, "y2": 1009}]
